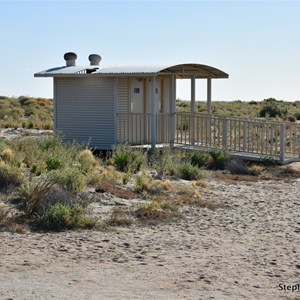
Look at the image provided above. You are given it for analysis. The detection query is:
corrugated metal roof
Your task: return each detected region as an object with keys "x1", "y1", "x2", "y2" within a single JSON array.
[
  {"x1": 94, "y1": 65, "x2": 169, "y2": 74},
  {"x1": 35, "y1": 63, "x2": 228, "y2": 78},
  {"x1": 35, "y1": 66, "x2": 99, "y2": 75}
]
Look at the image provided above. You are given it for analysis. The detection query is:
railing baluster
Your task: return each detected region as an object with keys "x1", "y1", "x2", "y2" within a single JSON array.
[{"x1": 116, "y1": 112, "x2": 299, "y2": 161}]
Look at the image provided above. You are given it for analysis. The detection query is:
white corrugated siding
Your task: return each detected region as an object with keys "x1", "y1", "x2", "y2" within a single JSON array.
[
  {"x1": 56, "y1": 77, "x2": 115, "y2": 149},
  {"x1": 163, "y1": 77, "x2": 170, "y2": 113},
  {"x1": 117, "y1": 77, "x2": 129, "y2": 143}
]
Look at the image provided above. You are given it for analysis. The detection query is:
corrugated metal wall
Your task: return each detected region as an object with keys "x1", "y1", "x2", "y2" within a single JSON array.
[
  {"x1": 117, "y1": 77, "x2": 129, "y2": 143},
  {"x1": 55, "y1": 77, "x2": 115, "y2": 149},
  {"x1": 163, "y1": 77, "x2": 171, "y2": 113}
]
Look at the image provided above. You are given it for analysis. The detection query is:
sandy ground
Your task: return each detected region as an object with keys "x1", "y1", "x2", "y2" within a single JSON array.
[{"x1": 1, "y1": 174, "x2": 300, "y2": 300}]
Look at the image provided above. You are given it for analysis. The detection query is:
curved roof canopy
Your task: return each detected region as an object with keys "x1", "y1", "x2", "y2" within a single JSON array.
[{"x1": 34, "y1": 63, "x2": 228, "y2": 79}]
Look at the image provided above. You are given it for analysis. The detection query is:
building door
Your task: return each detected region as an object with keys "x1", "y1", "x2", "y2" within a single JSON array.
[
  {"x1": 149, "y1": 78, "x2": 164, "y2": 143},
  {"x1": 129, "y1": 78, "x2": 145, "y2": 144}
]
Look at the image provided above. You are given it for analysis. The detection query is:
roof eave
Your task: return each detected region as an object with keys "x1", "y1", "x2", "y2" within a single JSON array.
[{"x1": 34, "y1": 72, "x2": 229, "y2": 79}]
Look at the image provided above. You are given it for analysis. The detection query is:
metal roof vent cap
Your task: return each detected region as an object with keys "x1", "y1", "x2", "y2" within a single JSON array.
[
  {"x1": 89, "y1": 54, "x2": 101, "y2": 66},
  {"x1": 64, "y1": 52, "x2": 77, "y2": 67}
]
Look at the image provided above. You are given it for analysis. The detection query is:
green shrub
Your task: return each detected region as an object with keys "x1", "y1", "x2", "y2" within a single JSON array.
[
  {"x1": 176, "y1": 123, "x2": 189, "y2": 131},
  {"x1": 294, "y1": 112, "x2": 300, "y2": 121},
  {"x1": 37, "y1": 203, "x2": 95, "y2": 231},
  {"x1": 111, "y1": 145, "x2": 146, "y2": 174},
  {"x1": 46, "y1": 155, "x2": 63, "y2": 171},
  {"x1": 48, "y1": 167, "x2": 87, "y2": 192},
  {"x1": 260, "y1": 156, "x2": 277, "y2": 167},
  {"x1": 284, "y1": 115, "x2": 296, "y2": 122},
  {"x1": 176, "y1": 162, "x2": 205, "y2": 181},
  {"x1": 0, "y1": 163, "x2": 24, "y2": 189},
  {"x1": 209, "y1": 149, "x2": 229, "y2": 170},
  {"x1": 259, "y1": 99, "x2": 286, "y2": 118},
  {"x1": 37, "y1": 136, "x2": 61, "y2": 151},
  {"x1": 151, "y1": 147, "x2": 174, "y2": 175},
  {"x1": 177, "y1": 101, "x2": 188, "y2": 108},
  {"x1": 189, "y1": 152, "x2": 211, "y2": 168}
]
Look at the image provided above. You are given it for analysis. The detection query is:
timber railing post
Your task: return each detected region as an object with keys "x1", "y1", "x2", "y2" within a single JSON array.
[
  {"x1": 279, "y1": 123, "x2": 286, "y2": 164},
  {"x1": 222, "y1": 117, "x2": 228, "y2": 150},
  {"x1": 243, "y1": 120, "x2": 248, "y2": 152},
  {"x1": 298, "y1": 123, "x2": 300, "y2": 158},
  {"x1": 151, "y1": 76, "x2": 157, "y2": 150}
]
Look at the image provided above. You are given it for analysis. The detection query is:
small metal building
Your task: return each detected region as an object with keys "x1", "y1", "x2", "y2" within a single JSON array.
[{"x1": 35, "y1": 52, "x2": 228, "y2": 149}]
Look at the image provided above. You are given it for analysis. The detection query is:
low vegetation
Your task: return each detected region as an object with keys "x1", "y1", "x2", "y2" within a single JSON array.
[
  {"x1": 0, "y1": 136, "x2": 100, "y2": 231},
  {"x1": 177, "y1": 97, "x2": 300, "y2": 121},
  {"x1": 0, "y1": 95, "x2": 298, "y2": 232},
  {"x1": 0, "y1": 96, "x2": 53, "y2": 129},
  {"x1": 0, "y1": 96, "x2": 298, "y2": 132}
]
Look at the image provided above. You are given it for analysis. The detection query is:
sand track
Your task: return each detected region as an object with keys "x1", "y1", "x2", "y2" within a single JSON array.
[{"x1": 1, "y1": 177, "x2": 299, "y2": 300}]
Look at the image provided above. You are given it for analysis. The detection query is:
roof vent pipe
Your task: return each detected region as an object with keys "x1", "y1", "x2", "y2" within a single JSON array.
[
  {"x1": 64, "y1": 52, "x2": 77, "y2": 67},
  {"x1": 89, "y1": 54, "x2": 101, "y2": 66}
]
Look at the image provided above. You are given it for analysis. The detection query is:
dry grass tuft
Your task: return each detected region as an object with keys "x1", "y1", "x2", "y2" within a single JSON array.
[
  {"x1": 173, "y1": 184, "x2": 218, "y2": 209},
  {"x1": 0, "y1": 202, "x2": 29, "y2": 233},
  {"x1": 105, "y1": 208, "x2": 135, "y2": 226},
  {"x1": 18, "y1": 180, "x2": 58, "y2": 215},
  {"x1": 249, "y1": 164, "x2": 263, "y2": 176},
  {"x1": 1, "y1": 148, "x2": 14, "y2": 162},
  {"x1": 134, "y1": 201, "x2": 179, "y2": 223},
  {"x1": 135, "y1": 173, "x2": 174, "y2": 195},
  {"x1": 78, "y1": 149, "x2": 99, "y2": 173},
  {"x1": 212, "y1": 171, "x2": 261, "y2": 183},
  {"x1": 95, "y1": 181, "x2": 137, "y2": 199},
  {"x1": 98, "y1": 166, "x2": 123, "y2": 182},
  {"x1": 160, "y1": 179, "x2": 172, "y2": 191}
]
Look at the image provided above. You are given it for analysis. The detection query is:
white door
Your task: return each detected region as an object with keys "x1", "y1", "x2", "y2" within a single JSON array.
[
  {"x1": 129, "y1": 78, "x2": 145, "y2": 144},
  {"x1": 149, "y1": 79, "x2": 164, "y2": 143}
]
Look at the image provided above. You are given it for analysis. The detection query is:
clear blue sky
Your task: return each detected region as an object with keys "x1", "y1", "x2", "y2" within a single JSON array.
[{"x1": 0, "y1": 0, "x2": 299, "y2": 101}]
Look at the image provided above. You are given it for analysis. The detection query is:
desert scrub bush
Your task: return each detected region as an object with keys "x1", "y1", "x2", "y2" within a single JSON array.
[
  {"x1": 78, "y1": 149, "x2": 99, "y2": 173},
  {"x1": 189, "y1": 152, "x2": 211, "y2": 168},
  {"x1": 95, "y1": 181, "x2": 137, "y2": 199},
  {"x1": 45, "y1": 154, "x2": 64, "y2": 171},
  {"x1": 0, "y1": 96, "x2": 53, "y2": 130},
  {"x1": 110, "y1": 145, "x2": 147, "y2": 174},
  {"x1": 174, "y1": 184, "x2": 218, "y2": 209},
  {"x1": 249, "y1": 164, "x2": 263, "y2": 176},
  {"x1": 209, "y1": 149, "x2": 229, "y2": 170},
  {"x1": 175, "y1": 162, "x2": 205, "y2": 181},
  {"x1": 284, "y1": 115, "x2": 296, "y2": 122},
  {"x1": 0, "y1": 203, "x2": 12, "y2": 230},
  {"x1": 105, "y1": 208, "x2": 134, "y2": 227},
  {"x1": 1, "y1": 148, "x2": 15, "y2": 163},
  {"x1": 0, "y1": 163, "x2": 24, "y2": 189},
  {"x1": 294, "y1": 112, "x2": 300, "y2": 121},
  {"x1": 134, "y1": 201, "x2": 177, "y2": 222},
  {"x1": 18, "y1": 180, "x2": 58, "y2": 215},
  {"x1": 48, "y1": 167, "x2": 87, "y2": 192},
  {"x1": 260, "y1": 156, "x2": 277, "y2": 167},
  {"x1": 226, "y1": 159, "x2": 251, "y2": 175},
  {"x1": 151, "y1": 147, "x2": 174, "y2": 175},
  {"x1": 259, "y1": 99, "x2": 286, "y2": 118},
  {"x1": 135, "y1": 172, "x2": 173, "y2": 195},
  {"x1": 135, "y1": 172, "x2": 152, "y2": 193},
  {"x1": 37, "y1": 203, "x2": 96, "y2": 231},
  {"x1": 88, "y1": 165, "x2": 124, "y2": 186},
  {"x1": 36, "y1": 136, "x2": 62, "y2": 151}
]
